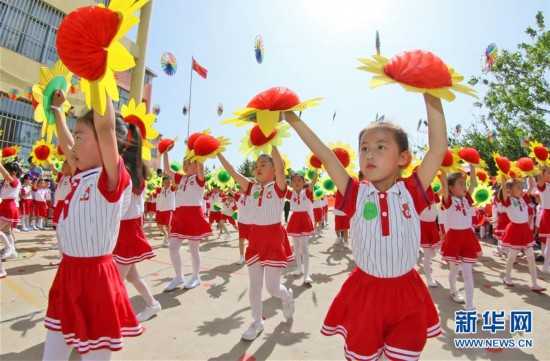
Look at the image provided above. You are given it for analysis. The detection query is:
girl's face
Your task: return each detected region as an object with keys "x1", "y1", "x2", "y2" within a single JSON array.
[
  {"x1": 45, "y1": 181, "x2": 51, "y2": 189},
  {"x1": 73, "y1": 121, "x2": 102, "y2": 170},
  {"x1": 183, "y1": 160, "x2": 197, "y2": 176},
  {"x1": 509, "y1": 182, "x2": 523, "y2": 198},
  {"x1": 37, "y1": 180, "x2": 45, "y2": 189},
  {"x1": 23, "y1": 178, "x2": 30, "y2": 185},
  {"x1": 359, "y1": 129, "x2": 408, "y2": 185},
  {"x1": 254, "y1": 157, "x2": 275, "y2": 185},
  {"x1": 291, "y1": 175, "x2": 305, "y2": 191},
  {"x1": 162, "y1": 178, "x2": 171, "y2": 188},
  {"x1": 449, "y1": 176, "x2": 467, "y2": 198},
  {"x1": 543, "y1": 169, "x2": 550, "y2": 183}
]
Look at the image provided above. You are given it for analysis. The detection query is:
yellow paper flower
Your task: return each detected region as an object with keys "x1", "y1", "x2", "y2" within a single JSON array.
[
  {"x1": 32, "y1": 60, "x2": 73, "y2": 142},
  {"x1": 54, "y1": 144, "x2": 66, "y2": 162},
  {"x1": 238, "y1": 123, "x2": 291, "y2": 158},
  {"x1": 528, "y1": 141, "x2": 550, "y2": 166},
  {"x1": 357, "y1": 50, "x2": 478, "y2": 102},
  {"x1": 515, "y1": 158, "x2": 541, "y2": 178},
  {"x1": 476, "y1": 168, "x2": 490, "y2": 185},
  {"x1": 281, "y1": 153, "x2": 291, "y2": 176},
  {"x1": 1, "y1": 145, "x2": 20, "y2": 162},
  {"x1": 329, "y1": 141, "x2": 357, "y2": 172},
  {"x1": 401, "y1": 156, "x2": 421, "y2": 178},
  {"x1": 30, "y1": 139, "x2": 55, "y2": 167},
  {"x1": 188, "y1": 136, "x2": 231, "y2": 164},
  {"x1": 120, "y1": 98, "x2": 160, "y2": 160},
  {"x1": 441, "y1": 149, "x2": 463, "y2": 174},
  {"x1": 472, "y1": 183, "x2": 494, "y2": 208}
]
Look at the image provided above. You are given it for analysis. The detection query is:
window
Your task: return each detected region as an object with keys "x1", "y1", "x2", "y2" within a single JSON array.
[{"x1": 113, "y1": 87, "x2": 131, "y2": 112}]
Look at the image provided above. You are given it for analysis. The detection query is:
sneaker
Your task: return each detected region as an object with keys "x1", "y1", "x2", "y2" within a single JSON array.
[
  {"x1": 184, "y1": 277, "x2": 201, "y2": 289},
  {"x1": 503, "y1": 278, "x2": 515, "y2": 287},
  {"x1": 1, "y1": 248, "x2": 17, "y2": 259},
  {"x1": 0, "y1": 267, "x2": 6, "y2": 278},
  {"x1": 37, "y1": 227, "x2": 45, "y2": 231},
  {"x1": 163, "y1": 239, "x2": 169, "y2": 247},
  {"x1": 236, "y1": 256, "x2": 245, "y2": 265},
  {"x1": 292, "y1": 267, "x2": 303, "y2": 276},
  {"x1": 535, "y1": 255, "x2": 545, "y2": 262},
  {"x1": 282, "y1": 288, "x2": 295, "y2": 319},
  {"x1": 426, "y1": 277, "x2": 437, "y2": 288},
  {"x1": 304, "y1": 274, "x2": 313, "y2": 284},
  {"x1": 13, "y1": 228, "x2": 20, "y2": 233},
  {"x1": 241, "y1": 322, "x2": 264, "y2": 341},
  {"x1": 333, "y1": 238, "x2": 341, "y2": 246},
  {"x1": 224, "y1": 233, "x2": 231, "y2": 240},
  {"x1": 49, "y1": 259, "x2": 61, "y2": 266},
  {"x1": 20, "y1": 227, "x2": 29, "y2": 232},
  {"x1": 450, "y1": 291, "x2": 465, "y2": 304},
  {"x1": 343, "y1": 242, "x2": 349, "y2": 249},
  {"x1": 136, "y1": 301, "x2": 161, "y2": 322},
  {"x1": 531, "y1": 285, "x2": 547, "y2": 293},
  {"x1": 164, "y1": 278, "x2": 185, "y2": 292}
]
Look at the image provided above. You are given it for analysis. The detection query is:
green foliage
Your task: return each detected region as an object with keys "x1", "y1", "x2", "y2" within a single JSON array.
[{"x1": 237, "y1": 158, "x2": 254, "y2": 178}]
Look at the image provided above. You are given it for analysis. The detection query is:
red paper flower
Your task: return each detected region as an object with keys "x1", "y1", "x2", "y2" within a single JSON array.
[
  {"x1": 309, "y1": 154, "x2": 323, "y2": 169},
  {"x1": 188, "y1": 134, "x2": 230, "y2": 163},
  {"x1": 515, "y1": 157, "x2": 540, "y2": 177},
  {"x1": 158, "y1": 137, "x2": 178, "y2": 155},
  {"x1": 458, "y1": 148, "x2": 487, "y2": 168},
  {"x1": 187, "y1": 130, "x2": 211, "y2": 151}
]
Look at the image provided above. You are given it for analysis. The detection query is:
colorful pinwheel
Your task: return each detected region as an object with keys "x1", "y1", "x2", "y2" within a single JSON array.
[
  {"x1": 161, "y1": 52, "x2": 177, "y2": 76},
  {"x1": 152, "y1": 104, "x2": 160, "y2": 116},
  {"x1": 481, "y1": 43, "x2": 498, "y2": 73},
  {"x1": 255, "y1": 35, "x2": 264, "y2": 64}
]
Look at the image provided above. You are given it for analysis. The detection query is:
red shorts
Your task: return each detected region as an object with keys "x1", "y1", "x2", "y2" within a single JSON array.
[
  {"x1": 20, "y1": 199, "x2": 33, "y2": 215},
  {"x1": 501, "y1": 222, "x2": 535, "y2": 250},
  {"x1": 0, "y1": 199, "x2": 20, "y2": 223},
  {"x1": 144, "y1": 202, "x2": 155, "y2": 213},
  {"x1": 538, "y1": 209, "x2": 550, "y2": 241},
  {"x1": 322, "y1": 267, "x2": 440, "y2": 361},
  {"x1": 286, "y1": 211, "x2": 314, "y2": 237},
  {"x1": 441, "y1": 228, "x2": 482, "y2": 264},
  {"x1": 221, "y1": 214, "x2": 236, "y2": 226},
  {"x1": 209, "y1": 211, "x2": 221, "y2": 224},
  {"x1": 245, "y1": 223, "x2": 294, "y2": 268},
  {"x1": 113, "y1": 218, "x2": 155, "y2": 264},
  {"x1": 33, "y1": 201, "x2": 48, "y2": 217},
  {"x1": 334, "y1": 214, "x2": 350, "y2": 232},
  {"x1": 45, "y1": 254, "x2": 143, "y2": 354},
  {"x1": 156, "y1": 210, "x2": 173, "y2": 226},
  {"x1": 494, "y1": 213, "x2": 510, "y2": 238},
  {"x1": 171, "y1": 206, "x2": 213, "y2": 241},
  {"x1": 313, "y1": 208, "x2": 323, "y2": 223},
  {"x1": 238, "y1": 222, "x2": 251, "y2": 240},
  {"x1": 323, "y1": 205, "x2": 328, "y2": 215},
  {"x1": 420, "y1": 221, "x2": 441, "y2": 249}
]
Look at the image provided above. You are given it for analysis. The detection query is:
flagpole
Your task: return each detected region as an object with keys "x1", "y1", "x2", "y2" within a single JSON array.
[{"x1": 187, "y1": 57, "x2": 194, "y2": 140}]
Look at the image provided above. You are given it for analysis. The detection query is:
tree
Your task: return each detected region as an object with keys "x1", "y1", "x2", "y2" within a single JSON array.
[
  {"x1": 462, "y1": 11, "x2": 549, "y2": 175},
  {"x1": 237, "y1": 158, "x2": 254, "y2": 178}
]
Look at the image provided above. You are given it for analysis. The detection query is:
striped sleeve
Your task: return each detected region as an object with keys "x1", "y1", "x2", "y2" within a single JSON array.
[
  {"x1": 98, "y1": 157, "x2": 131, "y2": 203},
  {"x1": 401, "y1": 172, "x2": 434, "y2": 214},
  {"x1": 337, "y1": 177, "x2": 359, "y2": 218}
]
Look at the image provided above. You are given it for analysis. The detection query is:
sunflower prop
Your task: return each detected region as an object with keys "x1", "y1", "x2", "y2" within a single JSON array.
[
  {"x1": 305, "y1": 168, "x2": 318, "y2": 181},
  {"x1": 32, "y1": 60, "x2": 73, "y2": 142},
  {"x1": 30, "y1": 139, "x2": 55, "y2": 167},
  {"x1": 121, "y1": 98, "x2": 160, "y2": 160},
  {"x1": 56, "y1": 0, "x2": 149, "y2": 115},
  {"x1": 185, "y1": 129, "x2": 211, "y2": 158},
  {"x1": 476, "y1": 169, "x2": 490, "y2": 185},
  {"x1": 432, "y1": 176, "x2": 442, "y2": 193},
  {"x1": 319, "y1": 176, "x2": 336, "y2": 196},
  {"x1": 329, "y1": 141, "x2": 357, "y2": 172},
  {"x1": 492, "y1": 153, "x2": 511, "y2": 181},
  {"x1": 457, "y1": 147, "x2": 487, "y2": 169},
  {"x1": 307, "y1": 152, "x2": 323, "y2": 170},
  {"x1": 515, "y1": 157, "x2": 540, "y2": 178},
  {"x1": 222, "y1": 87, "x2": 323, "y2": 137},
  {"x1": 313, "y1": 188, "x2": 326, "y2": 201},
  {"x1": 239, "y1": 123, "x2": 291, "y2": 158},
  {"x1": 281, "y1": 153, "x2": 291, "y2": 176},
  {"x1": 472, "y1": 183, "x2": 494, "y2": 208},
  {"x1": 440, "y1": 148, "x2": 462, "y2": 173},
  {"x1": 187, "y1": 133, "x2": 231, "y2": 164},
  {"x1": 402, "y1": 156, "x2": 421, "y2": 178},
  {"x1": 2, "y1": 145, "x2": 20, "y2": 163},
  {"x1": 357, "y1": 50, "x2": 478, "y2": 102},
  {"x1": 211, "y1": 167, "x2": 235, "y2": 191},
  {"x1": 528, "y1": 141, "x2": 549, "y2": 166},
  {"x1": 54, "y1": 144, "x2": 66, "y2": 162},
  {"x1": 157, "y1": 136, "x2": 179, "y2": 155}
]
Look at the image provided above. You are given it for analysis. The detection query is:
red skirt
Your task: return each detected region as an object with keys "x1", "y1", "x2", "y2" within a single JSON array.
[
  {"x1": 171, "y1": 206, "x2": 213, "y2": 241},
  {"x1": 441, "y1": 228, "x2": 482, "y2": 264},
  {"x1": 44, "y1": 254, "x2": 143, "y2": 354},
  {"x1": 208, "y1": 211, "x2": 221, "y2": 223},
  {"x1": 420, "y1": 221, "x2": 441, "y2": 249},
  {"x1": 313, "y1": 208, "x2": 323, "y2": 223},
  {"x1": 286, "y1": 211, "x2": 314, "y2": 237},
  {"x1": 144, "y1": 202, "x2": 155, "y2": 213},
  {"x1": 323, "y1": 205, "x2": 328, "y2": 215},
  {"x1": 0, "y1": 199, "x2": 20, "y2": 223},
  {"x1": 238, "y1": 222, "x2": 251, "y2": 240},
  {"x1": 113, "y1": 218, "x2": 155, "y2": 265},
  {"x1": 501, "y1": 222, "x2": 535, "y2": 250},
  {"x1": 322, "y1": 268, "x2": 440, "y2": 361},
  {"x1": 33, "y1": 200, "x2": 48, "y2": 217},
  {"x1": 539, "y1": 209, "x2": 550, "y2": 241},
  {"x1": 20, "y1": 199, "x2": 32, "y2": 215},
  {"x1": 156, "y1": 210, "x2": 173, "y2": 226},
  {"x1": 245, "y1": 223, "x2": 294, "y2": 268},
  {"x1": 334, "y1": 215, "x2": 350, "y2": 232},
  {"x1": 221, "y1": 214, "x2": 236, "y2": 226},
  {"x1": 494, "y1": 212, "x2": 510, "y2": 237}
]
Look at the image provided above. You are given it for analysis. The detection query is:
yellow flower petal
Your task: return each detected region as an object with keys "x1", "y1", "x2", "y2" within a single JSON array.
[
  {"x1": 107, "y1": 41, "x2": 135, "y2": 72},
  {"x1": 256, "y1": 110, "x2": 280, "y2": 137}
]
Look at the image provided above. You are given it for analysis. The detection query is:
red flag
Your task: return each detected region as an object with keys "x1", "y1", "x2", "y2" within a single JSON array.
[{"x1": 192, "y1": 57, "x2": 207, "y2": 79}]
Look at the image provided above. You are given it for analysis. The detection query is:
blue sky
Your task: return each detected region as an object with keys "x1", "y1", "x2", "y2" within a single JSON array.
[{"x1": 136, "y1": 0, "x2": 549, "y2": 171}]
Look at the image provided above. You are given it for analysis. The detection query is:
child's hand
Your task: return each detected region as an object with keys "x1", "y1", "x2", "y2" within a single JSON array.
[{"x1": 52, "y1": 89, "x2": 66, "y2": 108}]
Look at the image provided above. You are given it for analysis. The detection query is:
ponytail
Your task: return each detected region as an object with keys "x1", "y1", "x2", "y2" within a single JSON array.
[{"x1": 115, "y1": 115, "x2": 149, "y2": 192}]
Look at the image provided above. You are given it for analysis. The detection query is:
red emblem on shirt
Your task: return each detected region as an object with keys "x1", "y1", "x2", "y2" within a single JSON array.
[
  {"x1": 266, "y1": 191, "x2": 273, "y2": 199},
  {"x1": 80, "y1": 186, "x2": 90, "y2": 201},
  {"x1": 402, "y1": 203, "x2": 412, "y2": 219}
]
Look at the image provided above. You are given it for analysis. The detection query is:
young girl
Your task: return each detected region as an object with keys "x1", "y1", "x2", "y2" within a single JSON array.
[
  {"x1": 420, "y1": 192, "x2": 442, "y2": 287},
  {"x1": 144, "y1": 192, "x2": 156, "y2": 228},
  {"x1": 501, "y1": 176, "x2": 546, "y2": 291},
  {"x1": 0, "y1": 161, "x2": 22, "y2": 259},
  {"x1": 44, "y1": 179, "x2": 52, "y2": 227},
  {"x1": 43, "y1": 90, "x2": 142, "y2": 359},
  {"x1": 19, "y1": 174, "x2": 32, "y2": 231},
  {"x1": 492, "y1": 186, "x2": 511, "y2": 257},
  {"x1": 31, "y1": 177, "x2": 47, "y2": 230},
  {"x1": 208, "y1": 185, "x2": 222, "y2": 233},
  {"x1": 156, "y1": 176, "x2": 176, "y2": 246},
  {"x1": 286, "y1": 170, "x2": 318, "y2": 284},
  {"x1": 333, "y1": 190, "x2": 351, "y2": 249},
  {"x1": 287, "y1": 93, "x2": 444, "y2": 360},
  {"x1": 537, "y1": 166, "x2": 550, "y2": 273},
  {"x1": 440, "y1": 167, "x2": 482, "y2": 311},
  {"x1": 219, "y1": 192, "x2": 238, "y2": 239},
  {"x1": 112, "y1": 118, "x2": 161, "y2": 322},
  {"x1": 235, "y1": 187, "x2": 252, "y2": 265},
  {"x1": 312, "y1": 194, "x2": 324, "y2": 236},
  {"x1": 217, "y1": 147, "x2": 295, "y2": 341},
  {"x1": 163, "y1": 151, "x2": 213, "y2": 291},
  {"x1": 48, "y1": 161, "x2": 73, "y2": 266}
]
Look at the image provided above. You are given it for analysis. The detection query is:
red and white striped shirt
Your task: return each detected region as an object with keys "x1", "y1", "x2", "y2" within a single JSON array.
[
  {"x1": 235, "y1": 193, "x2": 252, "y2": 224},
  {"x1": 286, "y1": 188, "x2": 314, "y2": 212},
  {"x1": 502, "y1": 193, "x2": 530, "y2": 224},
  {"x1": 21, "y1": 185, "x2": 32, "y2": 200},
  {"x1": 156, "y1": 186, "x2": 176, "y2": 212},
  {"x1": 246, "y1": 181, "x2": 286, "y2": 226},
  {"x1": 32, "y1": 186, "x2": 46, "y2": 202},
  {"x1": 338, "y1": 173, "x2": 433, "y2": 278},
  {"x1": 122, "y1": 184, "x2": 145, "y2": 220},
  {"x1": 174, "y1": 173, "x2": 205, "y2": 207},
  {"x1": 537, "y1": 183, "x2": 550, "y2": 209},
  {"x1": 221, "y1": 198, "x2": 237, "y2": 217},
  {"x1": 53, "y1": 175, "x2": 72, "y2": 208},
  {"x1": 57, "y1": 161, "x2": 131, "y2": 257},
  {"x1": 1, "y1": 179, "x2": 20, "y2": 199}
]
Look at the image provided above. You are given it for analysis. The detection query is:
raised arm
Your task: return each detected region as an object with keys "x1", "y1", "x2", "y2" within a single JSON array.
[
  {"x1": 537, "y1": 165, "x2": 545, "y2": 188},
  {"x1": 163, "y1": 152, "x2": 176, "y2": 179},
  {"x1": 93, "y1": 95, "x2": 119, "y2": 190},
  {"x1": 271, "y1": 146, "x2": 287, "y2": 192},
  {"x1": 217, "y1": 153, "x2": 250, "y2": 191},
  {"x1": 51, "y1": 89, "x2": 77, "y2": 171},
  {"x1": 467, "y1": 164, "x2": 477, "y2": 195},
  {"x1": 416, "y1": 94, "x2": 447, "y2": 191},
  {"x1": 500, "y1": 175, "x2": 508, "y2": 202},
  {"x1": 440, "y1": 168, "x2": 449, "y2": 204},
  {"x1": 308, "y1": 168, "x2": 319, "y2": 193},
  {"x1": 0, "y1": 163, "x2": 14, "y2": 183},
  {"x1": 285, "y1": 112, "x2": 349, "y2": 194},
  {"x1": 196, "y1": 161, "x2": 205, "y2": 182},
  {"x1": 526, "y1": 176, "x2": 535, "y2": 196}
]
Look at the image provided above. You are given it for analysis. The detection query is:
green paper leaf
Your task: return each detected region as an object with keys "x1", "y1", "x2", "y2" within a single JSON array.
[
  {"x1": 43, "y1": 76, "x2": 68, "y2": 125},
  {"x1": 363, "y1": 201, "x2": 378, "y2": 220}
]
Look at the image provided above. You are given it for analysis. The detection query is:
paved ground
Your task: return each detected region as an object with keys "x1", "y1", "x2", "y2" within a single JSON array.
[{"x1": 1, "y1": 223, "x2": 549, "y2": 361}]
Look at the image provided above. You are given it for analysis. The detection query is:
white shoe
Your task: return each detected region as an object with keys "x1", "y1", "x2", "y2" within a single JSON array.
[
  {"x1": 292, "y1": 267, "x2": 303, "y2": 276},
  {"x1": 136, "y1": 301, "x2": 161, "y2": 322},
  {"x1": 224, "y1": 234, "x2": 231, "y2": 240},
  {"x1": 343, "y1": 242, "x2": 349, "y2": 249},
  {"x1": 164, "y1": 278, "x2": 185, "y2": 291},
  {"x1": 304, "y1": 274, "x2": 313, "y2": 284},
  {"x1": 184, "y1": 277, "x2": 201, "y2": 289},
  {"x1": 236, "y1": 256, "x2": 245, "y2": 265},
  {"x1": 0, "y1": 267, "x2": 6, "y2": 278},
  {"x1": 13, "y1": 228, "x2": 20, "y2": 233},
  {"x1": 426, "y1": 277, "x2": 437, "y2": 288},
  {"x1": 451, "y1": 291, "x2": 465, "y2": 304},
  {"x1": 20, "y1": 227, "x2": 29, "y2": 232},
  {"x1": 333, "y1": 238, "x2": 342, "y2": 246},
  {"x1": 282, "y1": 288, "x2": 295, "y2": 319},
  {"x1": 241, "y1": 321, "x2": 264, "y2": 341},
  {"x1": 1, "y1": 248, "x2": 17, "y2": 259}
]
